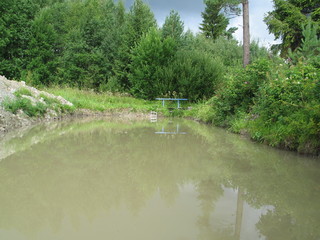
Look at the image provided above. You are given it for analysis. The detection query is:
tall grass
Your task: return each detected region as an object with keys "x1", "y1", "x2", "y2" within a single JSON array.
[{"x1": 45, "y1": 87, "x2": 159, "y2": 112}]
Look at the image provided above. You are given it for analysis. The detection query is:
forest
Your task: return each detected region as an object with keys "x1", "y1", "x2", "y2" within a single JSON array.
[{"x1": 0, "y1": 0, "x2": 320, "y2": 154}]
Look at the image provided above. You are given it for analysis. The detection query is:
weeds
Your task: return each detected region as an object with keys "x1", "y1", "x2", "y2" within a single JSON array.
[
  {"x1": 14, "y1": 88, "x2": 32, "y2": 97},
  {"x1": 2, "y1": 97, "x2": 46, "y2": 117},
  {"x1": 45, "y1": 87, "x2": 159, "y2": 112}
]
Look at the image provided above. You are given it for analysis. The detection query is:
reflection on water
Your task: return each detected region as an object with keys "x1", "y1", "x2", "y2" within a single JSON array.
[
  {"x1": 0, "y1": 119, "x2": 319, "y2": 240},
  {"x1": 155, "y1": 123, "x2": 187, "y2": 135}
]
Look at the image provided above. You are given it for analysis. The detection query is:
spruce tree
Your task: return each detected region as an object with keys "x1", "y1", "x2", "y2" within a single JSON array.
[
  {"x1": 113, "y1": 0, "x2": 156, "y2": 90},
  {"x1": 265, "y1": 0, "x2": 320, "y2": 56},
  {"x1": 200, "y1": 0, "x2": 229, "y2": 40},
  {"x1": 162, "y1": 10, "x2": 184, "y2": 42}
]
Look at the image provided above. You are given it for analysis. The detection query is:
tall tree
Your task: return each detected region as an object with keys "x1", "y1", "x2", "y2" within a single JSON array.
[
  {"x1": 200, "y1": 0, "x2": 230, "y2": 39},
  {"x1": 264, "y1": 0, "x2": 320, "y2": 56},
  {"x1": 242, "y1": 0, "x2": 250, "y2": 67},
  {"x1": 203, "y1": 0, "x2": 250, "y2": 67},
  {"x1": 129, "y1": 27, "x2": 176, "y2": 99},
  {"x1": 113, "y1": 0, "x2": 156, "y2": 89},
  {"x1": 0, "y1": 0, "x2": 40, "y2": 79},
  {"x1": 162, "y1": 10, "x2": 184, "y2": 42}
]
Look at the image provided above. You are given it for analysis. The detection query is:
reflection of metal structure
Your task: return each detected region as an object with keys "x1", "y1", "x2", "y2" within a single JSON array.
[
  {"x1": 150, "y1": 111, "x2": 157, "y2": 122},
  {"x1": 155, "y1": 98, "x2": 188, "y2": 109},
  {"x1": 155, "y1": 124, "x2": 187, "y2": 135}
]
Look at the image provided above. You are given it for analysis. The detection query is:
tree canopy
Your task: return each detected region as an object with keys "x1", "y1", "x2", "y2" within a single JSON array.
[{"x1": 264, "y1": 0, "x2": 320, "y2": 55}]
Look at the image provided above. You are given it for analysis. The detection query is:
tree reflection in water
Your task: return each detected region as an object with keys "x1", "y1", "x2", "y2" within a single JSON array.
[{"x1": 0, "y1": 119, "x2": 319, "y2": 240}]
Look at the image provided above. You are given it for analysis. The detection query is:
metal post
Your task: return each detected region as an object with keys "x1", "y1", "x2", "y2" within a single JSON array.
[
  {"x1": 177, "y1": 100, "x2": 180, "y2": 108},
  {"x1": 162, "y1": 100, "x2": 165, "y2": 107}
]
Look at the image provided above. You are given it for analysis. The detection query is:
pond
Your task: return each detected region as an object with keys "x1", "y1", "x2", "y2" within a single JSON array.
[{"x1": 0, "y1": 118, "x2": 319, "y2": 240}]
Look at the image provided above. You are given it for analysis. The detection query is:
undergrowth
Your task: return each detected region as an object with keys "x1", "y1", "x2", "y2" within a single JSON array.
[
  {"x1": 2, "y1": 88, "x2": 75, "y2": 117},
  {"x1": 45, "y1": 87, "x2": 159, "y2": 112},
  {"x1": 2, "y1": 97, "x2": 47, "y2": 117}
]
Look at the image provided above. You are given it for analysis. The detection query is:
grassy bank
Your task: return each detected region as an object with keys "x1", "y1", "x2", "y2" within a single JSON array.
[
  {"x1": 46, "y1": 87, "x2": 195, "y2": 116},
  {"x1": 46, "y1": 88, "x2": 158, "y2": 112},
  {"x1": 36, "y1": 82, "x2": 320, "y2": 156},
  {"x1": 2, "y1": 87, "x2": 74, "y2": 117},
  {"x1": 184, "y1": 60, "x2": 320, "y2": 156}
]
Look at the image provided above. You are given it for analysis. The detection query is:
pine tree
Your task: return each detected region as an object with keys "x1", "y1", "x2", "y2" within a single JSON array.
[
  {"x1": 265, "y1": 0, "x2": 320, "y2": 56},
  {"x1": 242, "y1": 0, "x2": 250, "y2": 67},
  {"x1": 288, "y1": 19, "x2": 320, "y2": 65},
  {"x1": 113, "y1": 0, "x2": 156, "y2": 90},
  {"x1": 200, "y1": 0, "x2": 229, "y2": 40},
  {"x1": 162, "y1": 10, "x2": 184, "y2": 42}
]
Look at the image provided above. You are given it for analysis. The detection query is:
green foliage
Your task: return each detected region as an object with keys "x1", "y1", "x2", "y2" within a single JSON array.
[
  {"x1": 39, "y1": 94, "x2": 60, "y2": 105},
  {"x1": 14, "y1": 88, "x2": 32, "y2": 98},
  {"x1": 190, "y1": 57, "x2": 320, "y2": 154},
  {"x1": 250, "y1": 40, "x2": 270, "y2": 62},
  {"x1": 188, "y1": 35, "x2": 243, "y2": 69},
  {"x1": 0, "y1": 0, "x2": 260, "y2": 106},
  {"x1": 288, "y1": 19, "x2": 320, "y2": 66},
  {"x1": 46, "y1": 87, "x2": 158, "y2": 112},
  {"x1": 129, "y1": 28, "x2": 177, "y2": 99},
  {"x1": 0, "y1": 0, "x2": 41, "y2": 79},
  {"x1": 2, "y1": 97, "x2": 47, "y2": 117},
  {"x1": 2, "y1": 87, "x2": 74, "y2": 117},
  {"x1": 248, "y1": 63, "x2": 320, "y2": 154},
  {"x1": 162, "y1": 10, "x2": 184, "y2": 43},
  {"x1": 200, "y1": 0, "x2": 229, "y2": 39},
  {"x1": 161, "y1": 49, "x2": 224, "y2": 101},
  {"x1": 208, "y1": 59, "x2": 271, "y2": 126},
  {"x1": 24, "y1": 7, "x2": 61, "y2": 86},
  {"x1": 113, "y1": 0, "x2": 157, "y2": 89},
  {"x1": 264, "y1": 0, "x2": 320, "y2": 56},
  {"x1": 22, "y1": 0, "x2": 126, "y2": 89}
]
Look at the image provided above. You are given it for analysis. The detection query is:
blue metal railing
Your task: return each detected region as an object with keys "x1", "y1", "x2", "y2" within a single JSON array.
[{"x1": 155, "y1": 98, "x2": 188, "y2": 108}]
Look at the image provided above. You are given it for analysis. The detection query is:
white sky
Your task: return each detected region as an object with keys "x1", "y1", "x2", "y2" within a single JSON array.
[{"x1": 124, "y1": 0, "x2": 280, "y2": 47}]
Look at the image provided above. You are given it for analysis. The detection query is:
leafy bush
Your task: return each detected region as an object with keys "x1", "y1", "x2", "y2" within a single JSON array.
[
  {"x1": 129, "y1": 27, "x2": 177, "y2": 99},
  {"x1": 248, "y1": 63, "x2": 320, "y2": 154},
  {"x1": 161, "y1": 49, "x2": 223, "y2": 101},
  {"x1": 208, "y1": 59, "x2": 271, "y2": 126}
]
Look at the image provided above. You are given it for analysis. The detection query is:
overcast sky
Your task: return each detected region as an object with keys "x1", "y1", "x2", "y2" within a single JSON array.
[{"x1": 123, "y1": 0, "x2": 279, "y2": 47}]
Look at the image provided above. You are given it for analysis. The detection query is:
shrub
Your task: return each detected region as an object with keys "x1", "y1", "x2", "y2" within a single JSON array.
[
  {"x1": 248, "y1": 63, "x2": 320, "y2": 154},
  {"x1": 160, "y1": 49, "x2": 223, "y2": 102},
  {"x1": 129, "y1": 27, "x2": 177, "y2": 99},
  {"x1": 208, "y1": 59, "x2": 271, "y2": 126}
]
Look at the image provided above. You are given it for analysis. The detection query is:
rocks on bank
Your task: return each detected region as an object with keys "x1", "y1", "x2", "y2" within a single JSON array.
[{"x1": 0, "y1": 75, "x2": 73, "y2": 134}]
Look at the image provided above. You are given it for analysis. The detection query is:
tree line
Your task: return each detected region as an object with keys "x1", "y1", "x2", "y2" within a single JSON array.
[
  {"x1": 0, "y1": 0, "x2": 269, "y2": 101},
  {"x1": 198, "y1": 0, "x2": 320, "y2": 154},
  {"x1": 0, "y1": 0, "x2": 319, "y2": 99}
]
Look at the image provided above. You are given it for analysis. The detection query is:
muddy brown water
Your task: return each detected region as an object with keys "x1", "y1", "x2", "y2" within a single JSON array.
[{"x1": 0, "y1": 119, "x2": 319, "y2": 240}]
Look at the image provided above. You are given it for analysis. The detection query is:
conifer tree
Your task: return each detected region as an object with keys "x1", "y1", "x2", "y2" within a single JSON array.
[
  {"x1": 162, "y1": 10, "x2": 184, "y2": 42},
  {"x1": 201, "y1": 0, "x2": 250, "y2": 67},
  {"x1": 113, "y1": 0, "x2": 156, "y2": 90},
  {"x1": 288, "y1": 19, "x2": 320, "y2": 65},
  {"x1": 200, "y1": 0, "x2": 229, "y2": 40},
  {"x1": 265, "y1": 0, "x2": 320, "y2": 56}
]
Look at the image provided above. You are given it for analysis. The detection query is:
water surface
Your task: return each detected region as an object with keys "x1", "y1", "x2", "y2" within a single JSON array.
[{"x1": 0, "y1": 119, "x2": 319, "y2": 240}]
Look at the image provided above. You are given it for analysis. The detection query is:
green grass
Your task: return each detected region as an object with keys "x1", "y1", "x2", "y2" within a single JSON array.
[
  {"x1": 45, "y1": 87, "x2": 159, "y2": 112},
  {"x1": 14, "y1": 87, "x2": 32, "y2": 97},
  {"x1": 2, "y1": 90, "x2": 75, "y2": 117},
  {"x1": 39, "y1": 93, "x2": 61, "y2": 105},
  {"x1": 2, "y1": 97, "x2": 47, "y2": 117}
]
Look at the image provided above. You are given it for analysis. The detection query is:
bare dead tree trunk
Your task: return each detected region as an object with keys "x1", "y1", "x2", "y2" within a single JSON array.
[{"x1": 242, "y1": 0, "x2": 250, "y2": 67}]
